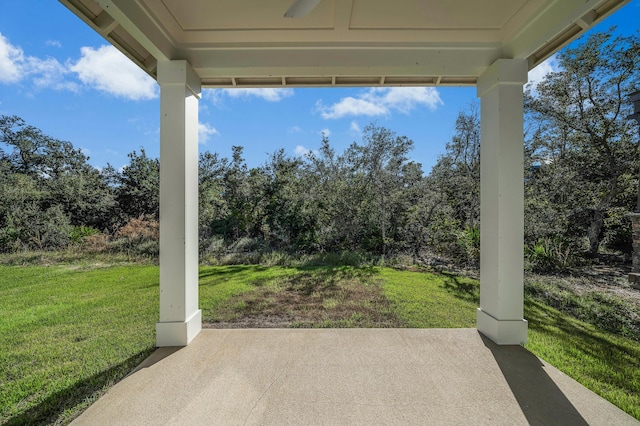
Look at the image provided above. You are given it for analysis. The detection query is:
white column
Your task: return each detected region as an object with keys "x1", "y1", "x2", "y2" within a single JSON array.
[
  {"x1": 156, "y1": 60, "x2": 202, "y2": 347},
  {"x1": 476, "y1": 58, "x2": 528, "y2": 345}
]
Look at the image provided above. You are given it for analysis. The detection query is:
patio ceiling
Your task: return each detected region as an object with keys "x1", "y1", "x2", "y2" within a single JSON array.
[{"x1": 59, "y1": 0, "x2": 627, "y2": 88}]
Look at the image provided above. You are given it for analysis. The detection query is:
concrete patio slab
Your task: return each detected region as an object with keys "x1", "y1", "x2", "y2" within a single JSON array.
[{"x1": 72, "y1": 329, "x2": 638, "y2": 425}]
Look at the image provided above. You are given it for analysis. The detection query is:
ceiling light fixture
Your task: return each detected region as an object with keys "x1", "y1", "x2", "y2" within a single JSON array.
[{"x1": 283, "y1": 0, "x2": 321, "y2": 18}]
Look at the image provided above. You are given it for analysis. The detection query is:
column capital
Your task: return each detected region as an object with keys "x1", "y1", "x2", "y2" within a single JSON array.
[
  {"x1": 157, "y1": 60, "x2": 201, "y2": 97},
  {"x1": 477, "y1": 58, "x2": 527, "y2": 98}
]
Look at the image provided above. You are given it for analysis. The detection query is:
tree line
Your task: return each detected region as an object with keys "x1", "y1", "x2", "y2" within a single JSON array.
[{"x1": 1, "y1": 29, "x2": 638, "y2": 269}]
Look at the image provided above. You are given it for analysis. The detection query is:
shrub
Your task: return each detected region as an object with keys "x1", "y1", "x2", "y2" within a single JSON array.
[
  {"x1": 70, "y1": 226, "x2": 101, "y2": 244},
  {"x1": 525, "y1": 238, "x2": 574, "y2": 272},
  {"x1": 228, "y1": 237, "x2": 263, "y2": 253},
  {"x1": 112, "y1": 215, "x2": 159, "y2": 259},
  {"x1": 81, "y1": 233, "x2": 111, "y2": 253},
  {"x1": 219, "y1": 252, "x2": 262, "y2": 265},
  {"x1": 135, "y1": 239, "x2": 159, "y2": 257},
  {"x1": 201, "y1": 236, "x2": 226, "y2": 256},
  {"x1": 260, "y1": 251, "x2": 291, "y2": 266},
  {"x1": 458, "y1": 226, "x2": 480, "y2": 266},
  {"x1": 0, "y1": 205, "x2": 72, "y2": 251},
  {"x1": 602, "y1": 207, "x2": 632, "y2": 254},
  {"x1": 115, "y1": 215, "x2": 159, "y2": 241},
  {"x1": 427, "y1": 213, "x2": 466, "y2": 263},
  {"x1": 32, "y1": 206, "x2": 73, "y2": 251}
]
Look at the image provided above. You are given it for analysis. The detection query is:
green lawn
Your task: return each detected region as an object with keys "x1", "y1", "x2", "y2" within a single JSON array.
[
  {"x1": 0, "y1": 265, "x2": 159, "y2": 425},
  {"x1": 526, "y1": 298, "x2": 640, "y2": 418},
  {"x1": 1, "y1": 263, "x2": 639, "y2": 424}
]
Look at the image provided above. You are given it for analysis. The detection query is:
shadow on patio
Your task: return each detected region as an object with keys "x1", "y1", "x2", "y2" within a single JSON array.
[{"x1": 71, "y1": 328, "x2": 637, "y2": 425}]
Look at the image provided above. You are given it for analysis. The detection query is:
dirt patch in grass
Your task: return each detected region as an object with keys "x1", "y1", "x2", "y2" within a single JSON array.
[{"x1": 205, "y1": 270, "x2": 404, "y2": 328}]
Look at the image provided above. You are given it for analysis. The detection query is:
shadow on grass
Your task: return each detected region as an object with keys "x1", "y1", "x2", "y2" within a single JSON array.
[
  {"x1": 5, "y1": 347, "x2": 155, "y2": 426},
  {"x1": 198, "y1": 265, "x2": 278, "y2": 290},
  {"x1": 526, "y1": 298, "x2": 640, "y2": 393},
  {"x1": 285, "y1": 266, "x2": 379, "y2": 294},
  {"x1": 528, "y1": 298, "x2": 637, "y2": 357},
  {"x1": 481, "y1": 333, "x2": 588, "y2": 425},
  {"x1": 439, "y1": 272, "x2": 479, "y2": 304},
  {"x1": 295, "y1": 264, "x2": 379, "y2": 275},
  {"x1": 199, "y1": 264, "x2": 379, "y2": 289},
  {"x1": 525, "y1": 280, "x2": 640, "y2": 342},
  {"x1": 198, "y1": 265, "x2": 268, "y2": 281}
]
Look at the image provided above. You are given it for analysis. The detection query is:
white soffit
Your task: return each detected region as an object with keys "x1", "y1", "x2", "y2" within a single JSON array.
[{"x1": 59, "y1": 0, "x2": 629, "y2": 88}]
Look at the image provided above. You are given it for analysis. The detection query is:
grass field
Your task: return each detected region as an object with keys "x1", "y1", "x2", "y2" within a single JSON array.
[
  {"x1": 0, "y1": 264, "x2": 158, "y2": 425},
  {"x1": 1, "y1": 262, "x2": 639, "y2": 424}
]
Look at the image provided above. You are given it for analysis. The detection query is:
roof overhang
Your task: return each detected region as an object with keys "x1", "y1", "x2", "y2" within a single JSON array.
[{"x1": 59, "y1": 0, "x2": 629, "y2": 88}]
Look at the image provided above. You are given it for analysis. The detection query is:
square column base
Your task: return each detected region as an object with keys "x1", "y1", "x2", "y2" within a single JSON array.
[
  {"x1": 156, "y1": 310, "x2": 202, "y2": 347},
  {"x1": 477, "y1": 308, "x2": 528, "y2": 345}
]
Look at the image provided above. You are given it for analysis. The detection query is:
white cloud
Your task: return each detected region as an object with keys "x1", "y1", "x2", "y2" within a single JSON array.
[
  {"x1": 0, "y1": 33, "x2": 24, "y2": 83},
  {"x1": 528, "y1": 55, "x2": 559, "y2": 89},
  {"x1": 46, "y1": 40, "x2": 62, "y2": 48},
  {"x1": 295, "y1": 145, "x2": 310, "y2": 156},
  {"x1": 205, "y1": 87, "x2": 294, "y2": 107},
  {"x1": 0, "y1": 33, "x2": 78, "y2": 91},
  {"x1": 373, "y1": 87, "x2": 443, "y2": 113},
  {"x1": 316, "y1": 96, "x2": 387, "y2": 119},
  {"x1": 320, "y1": 128, "x2": 331, "y2": 137},
  {"x1": 70, "y1": 45, "x2": 158, "y2": 101},
  {"x1": 350, "y1": 121, "x2": 361, "y2": 133},
  {"x1": 198, "y1": 122, "x2": 220, "y2": 145},
  {"x1": 294, "y1": 145, "x2": 318, "y2": 157},
  {"x1": 28, "y1": 56, "x2": 79, "y2": 92},
  {"x1": 317, "y1": 87, "x2": 442, "y2": 119},
  {"x1": 223, "y1": 88, "x2": 294, "y2": 102},
  {"x1": 203, "y1": 89, "x2": 225, "y2": 106},
  {"x1": 288, "y1": 125, "x2": 303, "y2": 134}
]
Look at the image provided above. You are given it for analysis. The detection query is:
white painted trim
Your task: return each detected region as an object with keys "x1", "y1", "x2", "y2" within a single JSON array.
[
  {"x1": 477, "y1": 58, "x2": 528, "y2": 345},
  {"x1": 156, "y1": 310, "x2": 202, "y2": 347},
  {"x1": 157, "y1": 60, "x2": 201, "y2": 98},
  {"x1": 157, "y1": 60, "x2": 201, "y2": 347},
  {"x1": 476, "y1": 58, "x2": 527, "y2": 97},
  {"x1": 477, "y1": 309, "x2": 528, "y2": 345}
]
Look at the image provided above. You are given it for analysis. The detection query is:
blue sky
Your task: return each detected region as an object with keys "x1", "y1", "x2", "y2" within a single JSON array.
[{"x1": 0, "y1": 1, "x2": 638, "y2": 174}]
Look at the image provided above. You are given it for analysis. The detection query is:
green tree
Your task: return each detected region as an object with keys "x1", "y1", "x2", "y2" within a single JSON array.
[
  {"x1": 343, "y1": 124, "x2": 418, "y2": 256},
  {"x1": 40, "y1": 140, "x2": 115, "y2": 229},
  {"x1": 261, "y1": 149, "x2": 312, "y2": 250},
  {"x1": 198, "y1": 151, "x2": 229, "y2": 249},
  {"x1": 116, "y1": 149, "x2": 160, "y2": 220},
  {"x1": 224, "y1": 145, "x2": 250, "y2": 240},
  {"x1": 0, "y1": 115, "x2": 115, "y2": 250},
  {"x1": 430, "y1": 103, "x2": 480, "y2": 230},
  {"x1": 525, "y1": 29, "x2": 640, "y2": 256},
  {"x1": 303, "y1": 134, "x2": 350, "y2": 251},
  {"x1": 0, "y1": 115, "x2": 49, "y2": 175},
  {"x1": 426, "y1": 104, "x2": 482, "y2": 265}
]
